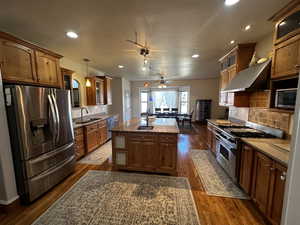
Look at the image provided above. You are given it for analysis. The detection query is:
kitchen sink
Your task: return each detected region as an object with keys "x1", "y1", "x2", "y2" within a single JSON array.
[
  {"x1": 137, "y1": 126, "x2": 154, "y2": 130},
  {"x1": 75, "y1": 118, "x2": 101, "y2": 124}
]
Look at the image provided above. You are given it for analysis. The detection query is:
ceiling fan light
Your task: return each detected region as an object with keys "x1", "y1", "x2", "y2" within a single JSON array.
[{"x1": 225, "y1": 0, "x2": 240, "y2": 6}]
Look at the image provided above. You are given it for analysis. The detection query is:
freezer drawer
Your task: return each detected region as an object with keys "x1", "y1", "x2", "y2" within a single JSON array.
[
  {"x1": 25, "y1": 143, "x2": 74, "y2": 178},
  {"x1": 26, "y1": 155, "x2": 75, "y2": 202}
]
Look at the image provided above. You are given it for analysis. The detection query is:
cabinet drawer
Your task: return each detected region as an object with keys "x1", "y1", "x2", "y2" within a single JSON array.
[
  {"x1": 74, "y1": 128, "x2": 83, "y2": 136},
  {"x1": 129, "y1": 133, "x2": 156, "y2": 142},
  {"x1": 159, "y1": 134, "x2": 177, "y2": 143},
  {"x1": 85, "y1": 123, "x2": 98, "y2": 132}
]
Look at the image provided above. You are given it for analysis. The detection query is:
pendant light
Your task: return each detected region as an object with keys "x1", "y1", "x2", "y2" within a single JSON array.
[{"x1": 84, "y1": 58, "x2": 91, "y2": 87}]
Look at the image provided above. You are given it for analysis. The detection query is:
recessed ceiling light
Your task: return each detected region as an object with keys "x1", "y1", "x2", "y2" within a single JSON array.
[
  {"x1": 244, "y1": 25, "x2": 251, "y2": 31},
  {"x1": 66, "y1": 31, "x2": 78, "y2": 39},
  {"x1": 192, "y1": 54, "x2": 200, "y2": 58},
  {"x1": 118, "y1": 65, "x2": 124, "y2": 69},
  {"x1": 225, "y1": 0, "x2": 240, "y2": 6},
  {"x1": 230, "y1": 40, "x2": 235, "y2": 44}
]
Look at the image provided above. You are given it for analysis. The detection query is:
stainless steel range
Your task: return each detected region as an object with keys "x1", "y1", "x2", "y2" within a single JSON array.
[{"x1": 214, "y1": 122, "x2": 284, "y2": 183}]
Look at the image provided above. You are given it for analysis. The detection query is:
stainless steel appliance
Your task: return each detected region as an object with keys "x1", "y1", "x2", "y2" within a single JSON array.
[
  {"x1": 275, "y1": 88, "x2": 297, "y2": 109},
  {"x1": 4, "y1": 85, "x2": 75, "y2": 203},
  {"x1": 215, "y1": 123, "x2": 283, "y2": 183},
  {"x1": 195, "y1": 99, "x2": 211, "y2": 123}
]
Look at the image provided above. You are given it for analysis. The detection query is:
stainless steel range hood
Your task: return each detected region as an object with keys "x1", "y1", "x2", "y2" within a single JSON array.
[{"x1": 223, "y1": 59, "x2": 271, "y2": 92}]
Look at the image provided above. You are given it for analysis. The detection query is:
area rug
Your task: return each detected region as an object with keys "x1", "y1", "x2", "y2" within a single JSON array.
[
  {"x1": 32, "y1": 170, "x2": 201, "y2": 225},
  {"x1": 190, "y1": 150, "x2": 248, "y2": 199},
  {"x1": 79, "y1": 141, "x2": 112, "y2": 165}
]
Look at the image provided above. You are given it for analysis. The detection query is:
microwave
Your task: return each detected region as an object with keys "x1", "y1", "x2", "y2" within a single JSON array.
[{"x1": 275, "y1": 88, "x2": 297, "y2": 109}]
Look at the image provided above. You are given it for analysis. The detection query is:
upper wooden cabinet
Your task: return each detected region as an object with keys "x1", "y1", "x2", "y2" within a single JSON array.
[
  {"x1": 0, "y1": 39, "x2": 37, "y2": 83},
  {"x1": 0, "y1": 32, "x2": 63, "y2": 87},
  {"x1": 270, "y1": 1, "x2": 300, "y2": 79},
  {"x1": 99, "y1": 76, "x2": 112, "y2": 105},
  {"x1": 218, "y1": 43, "x2": 256, "y2": 106},
  {"x1": 86, "y1": 77, "x2": 104, "y2": 105},
  {"x1": 35, "y1": 51, "x2": 62, "y2": 87}
]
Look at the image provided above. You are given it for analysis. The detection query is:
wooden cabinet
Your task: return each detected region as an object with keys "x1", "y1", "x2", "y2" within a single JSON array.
[
  {"x1": 35, "y1": 51, "x2": 61, "y2": 87},
  {"x1": 272, "y1": 36, "x2": 300, "y2": 79},
  {"x1": 85, "y1": 123, "x2": 100, "y2": 153},
  {"x1": 99, "y1": 76, "x2": 112, "y2": 105},
  {"x1": 0, "y1": 39, "x2": 37, "y2": 83},
  {"x1": 0, "y1": 32, "x2": 63, "y2": 87},
  {"x1": 98, "y1": 120, "x2": 108, "y2": 145},
  {"x1": 267, "y1": 162, "x2": 287, "y2": 225},
  {"x1": 239, "y1": 144, "x2": 254, "y2": 194},
  {"x1": 74, "y1": 127, "x2": 85, "y2": 160},
  {"x1": 246, "y1": 149, "x2": 288, "y2": 225},
  {"x1": 207, "y1": 123, "x2": 217, "y2": 155},
  {"x1": 252, "y1": 151, "x2": 273, "y2": 214},
  {"x1": 270, "y1": 1, "x2": 300, "y2": 79},
  {"x1": 86, "y1": 77, "x2": 104, "y2": 105},
  {"x1": 218, "y1": 43, "x2": 256, "y2": 106},
  {"x1": 113, "y1": 131, "x2": 178, "y2": 175}
]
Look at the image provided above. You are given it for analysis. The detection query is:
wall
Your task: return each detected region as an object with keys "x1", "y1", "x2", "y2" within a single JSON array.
[
  {"x1": 122, "y1": 78, "x2": 131, "y2": 121},
  {"x1": 0, "y1": 72, "x2": 18, "y2": 205},
  {"x1": 282, "y1": 80, "x2": 300, "y2": 225},
  {"x1": 60, "y1": 58, "x2": 110, "y2": 118},
  {"x1": 255, "y1": 33, "x2": 273, "y2": 59},
  {"x1": 131, "y1": 78, "x2": 226, "y2": 120},
  {"x1": 108, "y1": 77, "x2": 123, "y2": 121}
]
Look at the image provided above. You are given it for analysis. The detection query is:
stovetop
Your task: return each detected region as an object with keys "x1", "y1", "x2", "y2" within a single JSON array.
[{"x1": 224, "y1": 127, "x2": 277, "y2": 139}]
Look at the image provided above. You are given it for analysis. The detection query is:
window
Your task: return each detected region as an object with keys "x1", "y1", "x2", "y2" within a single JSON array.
[
  {"x1": 179, "y1": 91, "x2": 189, "y2": 114},
  {"x1": 140, "y1": 91, "x2": 148, "y2": 113},
  {"x1": 72, "y1": 79, "x2": 81, "y2": 107},
  {"x1": 151, "y1": 90, "x2": 178, "y2": 111}
]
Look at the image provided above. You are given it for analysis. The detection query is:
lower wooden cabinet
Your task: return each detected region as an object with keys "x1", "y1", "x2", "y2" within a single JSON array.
[
  {"x1": 74, "y1": 127, "x2": 85, "y2": 160},
  {"x1": 207, "y1": 124, "x2": 216, "y2": 155},
  {"x1": 251, "y1": 151, "x2": 273, "y2": 214},
  {"x1": 112, "y1": 132, "x2": 178, "y2": 175},
  {"x1": 239, "y1": 144, "x2": 287, "y2": 225},
  {"x1": 239, "y1": 144, "x2": 254, "y2": 194}
]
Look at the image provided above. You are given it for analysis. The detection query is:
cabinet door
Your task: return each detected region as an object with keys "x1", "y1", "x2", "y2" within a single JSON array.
[
  {"x1": 239, "y1": 144, "x2": 254, "y2": 194},
  {"x1": 95, "y1": 80, "x2": 104, "y2": 105},
  {"x1": 75, "y1": 134, "x2": 85, "y2": 160},
  {"x1": 267, "y1": 162, "x2": 287, "y2": 225},
  {"x1": 206, "y1": 126, "x2": 212, "y2": 149},
  {"x1": 219, "y1": 92, "x2": 228, "y2": 106},
  {"x1": 85, "y1": 127, "x2": 100, "y2": 153},
  {"x1": 0, "y1": 39, "x2": 37, "y2": 83},
  {"x1": 251, "y1": 152, "x2": 273, "y2": 214},
  {"x1": 106, "y1": 78, "x2": 112, "y2": 105},
  {"x1": 272, "y1": 38, "x2": 300, "y2": 79},
  {"x1": 220, "y1": 70, "x2": 229, "y2": 90},
  {"x1": 35, "y1": 51, "x2": 61, "y2": 87},
  {"x1": 227, "y1": 65, "x2": 237, "y2": 82},
  {"x1": 128, "y1": 140, "x2": 156, "y2": 170},
  {"x1": 159, "y1": 143, "x2": 177, "y2": 170}
]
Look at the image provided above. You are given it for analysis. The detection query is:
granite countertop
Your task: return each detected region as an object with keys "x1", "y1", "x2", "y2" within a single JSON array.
[
  {"x1": 111, "y1": 117, "x2": 180, "y2": 134},
  {"x1": 207, "y1": 119, "x2": 245, "y2": 127},
  {"x1": 73, "y1": 113, "x2": 118, "y2": 129},
  {"x1": 241, "y1": 138, "x2": 290, "y2": 166}
]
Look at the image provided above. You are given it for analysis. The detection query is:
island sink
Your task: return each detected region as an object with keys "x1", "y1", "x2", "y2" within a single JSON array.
[{"x1": 137, "y1": 126, "x2": 154, "y2": 130}]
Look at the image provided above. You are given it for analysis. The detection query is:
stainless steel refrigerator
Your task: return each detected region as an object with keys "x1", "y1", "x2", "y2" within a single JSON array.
[{"x1": 4, "y1": 85, "x2": 75, "y2": 203}]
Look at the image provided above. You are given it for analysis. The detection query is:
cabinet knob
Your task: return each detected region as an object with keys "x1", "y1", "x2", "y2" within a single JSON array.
[
  {"x1": 280, "y1": 175, "x2": 286, "y2": 181},
  {"x1": 270, "y1": 167, "x2": 275, "y2": 171}
]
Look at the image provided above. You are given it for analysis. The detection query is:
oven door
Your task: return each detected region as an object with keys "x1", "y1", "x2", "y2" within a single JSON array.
[{"x1": 216, "y1": 139, "x2": 237, "y2": 182}]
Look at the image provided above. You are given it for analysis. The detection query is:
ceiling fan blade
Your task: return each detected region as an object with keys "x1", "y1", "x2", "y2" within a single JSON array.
[{"x1": 126, "y1": 40, "x2": 145, "y2": 48}]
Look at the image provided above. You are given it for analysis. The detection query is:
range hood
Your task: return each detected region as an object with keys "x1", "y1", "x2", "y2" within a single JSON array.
[{"x1": 223, "y1": 59, "x2": 271, "y2": 92}]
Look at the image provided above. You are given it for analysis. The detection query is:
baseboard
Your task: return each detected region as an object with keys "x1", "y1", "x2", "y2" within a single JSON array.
[
  {"x1": 0, "y1": 195, "x2": 19, "y2": 206},
  {"x1": 0, "y1": 196, "x2": 20, "y2": 213}
]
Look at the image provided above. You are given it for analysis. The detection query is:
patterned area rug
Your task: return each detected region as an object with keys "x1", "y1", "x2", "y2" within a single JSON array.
[
  {"x1": 190, "y1": 150, "x2": 248, "y2": 199},
  {"x1": 32, "y1": 171, "x2": 201, "y2": 225},
  {"x1": 79, "y1": 141, "x2": 112, "y2": 165}
]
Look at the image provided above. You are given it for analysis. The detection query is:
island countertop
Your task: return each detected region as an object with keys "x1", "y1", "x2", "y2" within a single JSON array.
[{"x1": 111, "y1": 117, "x2": 179, "y2": 134}]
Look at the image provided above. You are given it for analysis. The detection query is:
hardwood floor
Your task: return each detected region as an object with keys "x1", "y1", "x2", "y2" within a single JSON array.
[{"x1": 0, "y1": 124, "x2": 267, "y2": 225}]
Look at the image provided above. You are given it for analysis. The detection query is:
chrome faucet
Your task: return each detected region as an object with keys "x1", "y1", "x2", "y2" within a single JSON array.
[{"x1": 80, "y1": 107, "x2": 89, "y2": 121}]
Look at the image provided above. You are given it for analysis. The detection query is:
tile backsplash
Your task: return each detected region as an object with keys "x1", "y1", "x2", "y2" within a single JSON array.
[
  {"x1": 72, "y1": 105, "x2": 109, "y2": 119},
  {"x1": 229, "y1": 106, "x2": 294, "y2": 136}
]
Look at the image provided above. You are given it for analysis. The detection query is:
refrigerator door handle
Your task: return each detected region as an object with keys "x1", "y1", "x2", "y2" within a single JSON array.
[
  {"x1": 51, "y1": 92, "x2": 60, "y2": 144},
  {"x1": 48, "y1": 94, "x2": 57, "y2": 144}
]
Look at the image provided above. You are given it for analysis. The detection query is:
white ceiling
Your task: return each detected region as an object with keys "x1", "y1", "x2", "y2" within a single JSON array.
[{"x1": 0, "y1": 0, "x2": 291, "y2": 80}]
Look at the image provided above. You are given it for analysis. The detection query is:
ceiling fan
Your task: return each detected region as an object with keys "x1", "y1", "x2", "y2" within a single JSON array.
[{"x1": 144, "y1": 73, "x2": 171, "y2": 88}]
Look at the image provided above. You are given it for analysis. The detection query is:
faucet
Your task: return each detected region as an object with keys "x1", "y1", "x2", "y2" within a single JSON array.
[{"x1": 80, "y1": 107, "x2": 89, "y2": 121}]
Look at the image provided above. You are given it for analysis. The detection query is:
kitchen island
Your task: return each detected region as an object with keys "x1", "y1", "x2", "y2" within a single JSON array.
[{"x1": 111, "y1": 118, "x2": 179, "y2": 175}]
